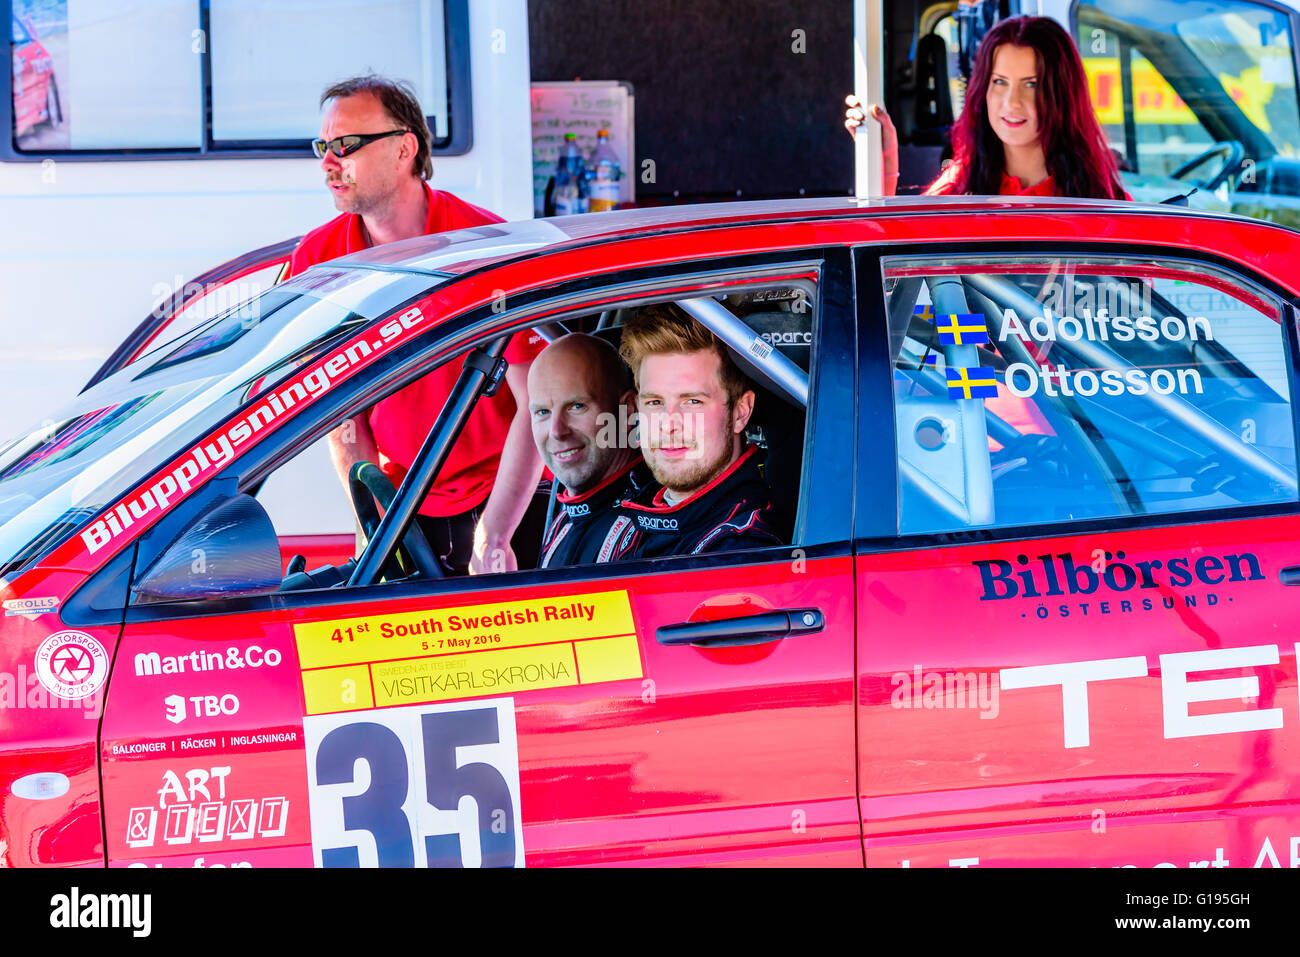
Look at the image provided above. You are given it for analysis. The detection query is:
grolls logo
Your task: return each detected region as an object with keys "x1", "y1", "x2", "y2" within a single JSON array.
[
  {"x1": 164, "y1": 693, "x2": 240, "y2": 724},
  {"x1": 974, "y1": 549, "x2": 1264, "y2": 619}
]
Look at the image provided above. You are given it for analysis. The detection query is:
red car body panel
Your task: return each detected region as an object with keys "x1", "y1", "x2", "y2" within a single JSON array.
[
  {"x1": 99, "y1": 559, "x2": 857, "y2": 867},
  {"x1": 0, "y1": 566, "x2": 116, "y2": 866},
  {"x1": 857, "y1": 516, "x2": 1300, "y2": 868},
  {"x1": 3, "y1": 200, "x2": 1299, "y2": 865},
  {"x1": 278, "y1": 534, "x2": 355, "y2": 575}
]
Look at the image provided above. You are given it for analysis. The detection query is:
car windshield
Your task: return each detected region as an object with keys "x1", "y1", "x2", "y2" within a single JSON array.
[
  {"x1": 1177, "y1": 2, "x2": 1300, "y2": 159},
  {"x1": 1079, "y1": 0, "x2": 1300, "y2": 170},
  {"x1": 0, "y1": 265, "x2": 442, "y2": 577}
]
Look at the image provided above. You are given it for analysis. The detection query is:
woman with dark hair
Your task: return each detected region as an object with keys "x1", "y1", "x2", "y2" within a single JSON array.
[{"x1": 846, "y1": 16, "x2": 1128, "y2": 199}]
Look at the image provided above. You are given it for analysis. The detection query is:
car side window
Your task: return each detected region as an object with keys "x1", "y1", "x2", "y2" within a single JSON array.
[
  {"x1": 884, "y1": 253, "x2": 1299, "y2": 535},
  {"x1": 251, "y1": 278, "x2": 816, "y2": 592},
  {"x1": 366, "y1": 285, "x2": 813, "y2": 574}
]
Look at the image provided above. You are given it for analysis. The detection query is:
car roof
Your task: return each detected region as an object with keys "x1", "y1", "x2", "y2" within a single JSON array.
[{"x1": 319, "y1": 195, "x2": 1292, "y2": 280}]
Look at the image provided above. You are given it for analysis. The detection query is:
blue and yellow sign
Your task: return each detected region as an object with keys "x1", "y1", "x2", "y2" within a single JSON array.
[
  {"x1": 945, "y1": 366, "x2": 999, "y2": 400},
  {"x1": 936, "y1": 313, "x2": 989, "y2": 346}
]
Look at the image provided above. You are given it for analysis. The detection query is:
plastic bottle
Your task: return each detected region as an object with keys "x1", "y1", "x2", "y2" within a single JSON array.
[
  {"x1": 554, "y1": 133, "x2": 589, "y2": 215},
  {"x1": 588, "y1": 128, "x2": 622, "y2": 212}
]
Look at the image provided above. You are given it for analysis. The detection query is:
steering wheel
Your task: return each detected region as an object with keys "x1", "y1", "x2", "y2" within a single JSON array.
[
  {"x1": 348, "y1": 462, "x2": 443, "y2": 580},
  {"x1": 1170, "y1": 140, "x2": 1245, "y2": 191}
]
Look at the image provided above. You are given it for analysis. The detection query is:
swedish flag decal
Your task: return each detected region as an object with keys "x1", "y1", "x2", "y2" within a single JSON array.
[
  {"x1": 936, "y1": 313, "x2": 989, "y2": 345},
  {"x1": 945, "y1": 366, "x2": 998, "y2": 399}
]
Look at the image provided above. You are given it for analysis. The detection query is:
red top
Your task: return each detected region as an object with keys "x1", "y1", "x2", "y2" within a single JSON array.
[
  {"x1": 925, "y1": 162, "x2": 1132, "y2": 200},
  {"x1": 285, "y1": 184, "x2": 544, "y2": 517},
  {"x1": 283, "y1": 184, "x2": 505, "y2": 279}
]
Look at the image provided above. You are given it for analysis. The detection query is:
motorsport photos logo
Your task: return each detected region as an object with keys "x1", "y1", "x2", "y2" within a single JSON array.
[{"x1": 1, "y1": 632, "x2": 109, "y2": 717}]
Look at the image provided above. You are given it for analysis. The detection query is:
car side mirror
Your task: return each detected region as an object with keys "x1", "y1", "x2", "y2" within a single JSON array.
[{"x1": 131, "y1": 493, "x2": 282, "y2": 603}]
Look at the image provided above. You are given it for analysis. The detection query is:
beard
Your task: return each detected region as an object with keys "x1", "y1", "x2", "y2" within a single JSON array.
[
  {"x1": 326, "y1": 175, "x2": 386, "y2": 217},
  {"x1": 646, "y1": 437, "x2": 734, "y2": 499}
]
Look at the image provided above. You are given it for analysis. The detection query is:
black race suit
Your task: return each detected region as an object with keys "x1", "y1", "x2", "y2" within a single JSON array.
[
  {"x1": 606, "y1": 445, "x2": 788, "y2": 560},
  {"x1": 539, "y1": 457, "x2": 653, "y2": 568}
]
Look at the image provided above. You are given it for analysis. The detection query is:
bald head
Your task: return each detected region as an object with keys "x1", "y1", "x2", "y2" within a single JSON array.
[
  {"x1": 527, "y1": 334, "x2": 634, "y2": 494},
  {"x1": 529, "y1": 334, "x2": 629, "y2": 406}
]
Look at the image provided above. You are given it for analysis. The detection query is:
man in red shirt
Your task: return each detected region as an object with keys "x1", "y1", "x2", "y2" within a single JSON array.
[{"x1": 283, "y1": 75, "x2": 544, "y2": 575}]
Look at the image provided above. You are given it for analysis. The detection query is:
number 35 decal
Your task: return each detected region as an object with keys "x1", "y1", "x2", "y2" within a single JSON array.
[{"x1": 303, "y1": 699, "x2": 525, "y2": 867}]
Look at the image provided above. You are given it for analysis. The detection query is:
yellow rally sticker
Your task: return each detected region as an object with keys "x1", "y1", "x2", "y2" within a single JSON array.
[{"x1": 293, "y1": 590, "x2": 641, "y2": 715}]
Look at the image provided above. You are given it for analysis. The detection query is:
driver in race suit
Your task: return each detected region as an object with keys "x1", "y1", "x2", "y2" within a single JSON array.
[
  {"x1": 526, "y1": 334, "x2": 653, "y2": 568},
  {"x1": 605, "y1": 305, "x2": 789, "y2": 559}
]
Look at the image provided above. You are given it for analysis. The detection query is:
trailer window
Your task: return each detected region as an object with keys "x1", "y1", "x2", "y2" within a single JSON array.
[
  {"x1": 8, "y1": 0, "x2": 466, "y2": 158},
  {"x1": 209, "y1": 0, "x2": 450, "y2": 144}
]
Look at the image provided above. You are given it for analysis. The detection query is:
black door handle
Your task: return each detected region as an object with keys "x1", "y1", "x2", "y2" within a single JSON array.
[
  {"x1": 655, "y1": 608, "x2": 825, "y2": 647},
  {"x1": 1281, "y1": 565, "x2": 1300, "y2": 585}
]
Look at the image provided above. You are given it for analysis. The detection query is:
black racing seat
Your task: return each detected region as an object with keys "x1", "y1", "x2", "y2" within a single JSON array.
[
  {"x1": 899, "y1": 31, "x2": 955, "y2": 192},
  {"x1": 723, "y1": 308, "x2": 809, "y2": 535},
  {"x1": 913, "y1": 31, "x2": 954, "y2": 145}
]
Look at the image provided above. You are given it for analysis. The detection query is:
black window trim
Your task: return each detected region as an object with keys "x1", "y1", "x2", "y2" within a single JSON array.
[
  {"x1": 1, "y1": 0, "x2": 472, "y2": 162},
  {"x1": 65, "y1": 245, "x2": 856, "y2": 627},
  {"x1": 853, "y1": 237, "x2": 1300, "y2": 550}
]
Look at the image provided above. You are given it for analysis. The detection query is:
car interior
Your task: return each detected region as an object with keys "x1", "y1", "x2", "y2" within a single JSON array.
[{"x1": 272, "y1": 283, "x2": 815, "y2": 593}]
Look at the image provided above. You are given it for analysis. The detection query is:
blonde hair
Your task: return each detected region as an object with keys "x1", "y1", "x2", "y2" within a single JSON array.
[{"x1": 618, "y1": 303, "x2": 750, "y2": 405}]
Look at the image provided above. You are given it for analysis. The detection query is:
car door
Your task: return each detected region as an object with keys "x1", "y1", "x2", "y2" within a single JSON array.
[
  {"x1": 98, "y1": 246, "x2": 862, "y2": 867},
  {"x1": 855, "y1": 242, "x2": 1300, "y2": 867}
]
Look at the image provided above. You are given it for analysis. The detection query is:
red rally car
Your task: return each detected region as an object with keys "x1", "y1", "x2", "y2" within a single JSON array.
[
  {"x1": 2, "y1": 197, "x2": 1300, "y2": 867},
  {"x1": 10, "y1": 13, "x2": 60, "y2": 139}
]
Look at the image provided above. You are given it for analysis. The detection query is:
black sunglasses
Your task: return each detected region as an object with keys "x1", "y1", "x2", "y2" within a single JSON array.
[{"x1": 311, "y1": 129, "x2": 409, "y2": 159}]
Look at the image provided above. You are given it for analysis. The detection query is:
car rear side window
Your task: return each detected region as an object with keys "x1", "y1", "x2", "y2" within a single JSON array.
[{"x1": 883, "y1": 253, "x2": 1299, "y2": 535}]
